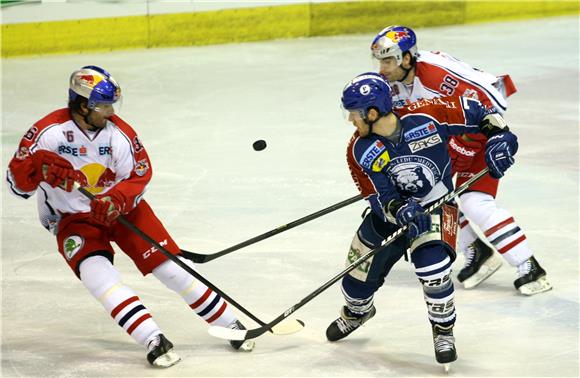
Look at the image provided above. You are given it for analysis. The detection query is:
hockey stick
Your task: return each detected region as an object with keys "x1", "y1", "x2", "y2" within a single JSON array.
[
  {"x1": 208, "y1": 168, "x2": 490, "y2": 341},
  {"x1": 75, "y1": 184, "x2": 304, "y2": 336},
  {"x1": 180, "y1": 194, "x2": 364, "y2": 263}
]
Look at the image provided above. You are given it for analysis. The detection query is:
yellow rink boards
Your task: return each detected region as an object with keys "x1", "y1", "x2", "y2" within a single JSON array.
[{"x1": 2, "y1": 1, "x2": 579, "y2": 57}]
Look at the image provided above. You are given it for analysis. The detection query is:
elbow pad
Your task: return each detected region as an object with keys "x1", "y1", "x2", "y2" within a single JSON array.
[{"x1": 480, "y1": 113, "x2": 510, "y2": 138}]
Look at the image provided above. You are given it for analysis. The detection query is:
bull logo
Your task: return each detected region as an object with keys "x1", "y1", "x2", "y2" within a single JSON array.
[{"x1": 77, "y1": 163, "x2": 116, "y2": 194}]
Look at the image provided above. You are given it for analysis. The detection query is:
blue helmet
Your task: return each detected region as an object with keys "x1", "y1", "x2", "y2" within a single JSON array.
[
  {"x1": 69, "y1": 65, "x2": 121, "y2": 109},
  {"x1": 341, "y1": 72, "x2": 393, "y2": 119},
  {"x1": 371, "y1": 25, "x2": 418, "y2": 65}
]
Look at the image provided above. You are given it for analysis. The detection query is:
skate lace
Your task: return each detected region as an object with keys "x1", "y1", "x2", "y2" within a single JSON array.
[
  {"x1": 517, "y1": 259, "x2": 532, "y2": 277},
  {"x1": 229, "y1": 321, "x2": 241, "y2": 330},
  {"x1": 336, "y1": 317, "x2": 359, "y2": 334},
  {"x1": 464, "y1": 244, "x2": 476, "y2": 267},
  {"x1": 146, "y1": 335, "x2": 161, "y2": 352},
  {"x1": 434, "y1": 334, "x2": 455, "y2": 352}
]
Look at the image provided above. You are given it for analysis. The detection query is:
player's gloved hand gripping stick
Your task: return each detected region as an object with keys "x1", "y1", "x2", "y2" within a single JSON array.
[
  {"x1": 208, "y1": 168, "x2": 490, "y2": 342},
  {"x1": 75, "y1": 183, "x2": 304, "y2": 336}
]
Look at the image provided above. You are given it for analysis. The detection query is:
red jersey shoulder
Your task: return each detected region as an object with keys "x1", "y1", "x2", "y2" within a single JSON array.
[
  {"x1": 397, "y1": 96, "x2": 466, "y2": 125},
  {"x1": 22, "y1": 108, "x2": 71, "y2": 144},
  {"x1": 109, "y1": 115, "x2": 145, "y2": 153},
  {"x1": 415, "y1": 61, "x2": 454, "y2": 94}
]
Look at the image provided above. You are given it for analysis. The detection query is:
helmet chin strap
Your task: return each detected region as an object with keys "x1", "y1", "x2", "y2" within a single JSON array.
[
  {"x1": 399, "y1": 64, "x2": 413, "y2": 83},
  {"x1": 364, "y1": 113, "x2": 383, "y2": 134},
  {"x1": 398, "y1": 53, "x2": 415, "y2": 83}
]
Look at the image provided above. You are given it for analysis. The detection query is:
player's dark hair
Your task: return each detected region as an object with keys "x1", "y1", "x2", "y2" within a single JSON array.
[
  {"x1": 403, "y1": 51, "x2": 417, "y2": 66},
  {"x1": 68, "y1": 96, "x2": 88, "y2": 113}
]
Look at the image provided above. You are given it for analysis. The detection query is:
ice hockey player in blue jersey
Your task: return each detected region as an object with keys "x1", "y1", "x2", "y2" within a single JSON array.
[{"x1": 325, "y1": 72, "x2": 519, "y2": 369}]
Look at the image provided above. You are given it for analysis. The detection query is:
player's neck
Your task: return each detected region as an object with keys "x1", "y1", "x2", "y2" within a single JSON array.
[
  {"x1": 373, "y1": 113, "x2": 400, "y2": 140},
  {"x1": 71, "y1": 111, "x2": 97, "y2": 132},
  {"x1": 402, "y1": 67, "x2": 415, "y2": 85}
]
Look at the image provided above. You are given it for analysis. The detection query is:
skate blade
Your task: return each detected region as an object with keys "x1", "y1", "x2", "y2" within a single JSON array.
[
  {"x1": 518, "y1": 276, "x2": 553, "y2": 296},
  {"x1": 463, "y1": 254, "x2": 503, "y2": 289},
  {"x1": 443, "y1": 363, "x2": 452, "y2": 373},
  {"x1": 152, "y1": 350, "x2": 181, "y2": 368}
]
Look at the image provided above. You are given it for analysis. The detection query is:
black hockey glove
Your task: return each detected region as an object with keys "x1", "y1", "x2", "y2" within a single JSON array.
[{"x1": 485, "y1": 131, "x2": 518, "y2": 179}]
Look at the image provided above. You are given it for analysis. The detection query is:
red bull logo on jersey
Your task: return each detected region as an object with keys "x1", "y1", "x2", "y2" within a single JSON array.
[
  {"x1": 403, "y1": 122, "x2": 437, "y2": 142},
  {"x1": 134, "y1": 159, "x2": 149, "y2": 177},
  {"x1": 77, "y1": 163, "x2": 116, "y2": 194}
]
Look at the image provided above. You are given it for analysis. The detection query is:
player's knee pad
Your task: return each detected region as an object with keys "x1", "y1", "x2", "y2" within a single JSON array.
[
  {"x1": 79, "y1": 255, "x2": 122, "y2": 299},
  {"x1": 152, "y1": 256, "x2": 195, "y2": 293},
  {"x1": 412, "y1": 245, "x2": 453, "y2": 293}
]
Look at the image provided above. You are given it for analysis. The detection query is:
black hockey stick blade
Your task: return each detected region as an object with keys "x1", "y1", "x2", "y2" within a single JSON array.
[
  {"x1": 181, "y1": 194, "x2": 363, "y2": 264},
  {"x1": 207, "y1": 168, "x2": 489, "y2": 341}
]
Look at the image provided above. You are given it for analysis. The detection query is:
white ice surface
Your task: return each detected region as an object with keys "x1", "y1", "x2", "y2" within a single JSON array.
[{"x1": 1, "y1": 17, "x2": 578, "y2": 377}]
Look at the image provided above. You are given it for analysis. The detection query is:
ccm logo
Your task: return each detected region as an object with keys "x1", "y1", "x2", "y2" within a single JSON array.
[
  {"x1": 142, "y1": 239, "x2": 168, "y2": 259},
  {"x1": 409, "y1": 134, "x2": 442, "y2": 152}
]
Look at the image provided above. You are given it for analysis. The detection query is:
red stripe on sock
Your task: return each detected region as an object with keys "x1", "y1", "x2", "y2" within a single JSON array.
[
  {"x1": 111, "y1": 296, "x2": 139, "y2": 318},
  {"x1": 190, "y1": 288, "x2": 212, "y2": 310},
  {"x1": 460, "y1": 219, "x2": 469, "y2": 228},
  {"x1": 127, "y1": 314, "x2": 152, "y2": 335},
  {"x1": 498, "y1": 235, "x2": 527, "y2": 254},
  {"x1": 484, "y1": 217, "x2": 515, "y2": 237},
  {"x1": 205, "y1": 302, "x2": 227, "y2": 324}
]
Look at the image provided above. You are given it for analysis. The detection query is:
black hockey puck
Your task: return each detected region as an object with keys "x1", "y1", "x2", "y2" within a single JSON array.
[{"x1": 253, "y1": 140, "x2": 267, "y2": 151}]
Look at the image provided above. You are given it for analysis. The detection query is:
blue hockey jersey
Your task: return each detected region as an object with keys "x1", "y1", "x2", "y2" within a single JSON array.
[{"x1": 347, "y1": 96, "x2": 492, "y2": 221}]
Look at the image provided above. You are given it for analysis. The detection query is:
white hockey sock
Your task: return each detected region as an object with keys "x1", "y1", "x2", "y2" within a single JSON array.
[
  {"x1": 460, "y1": 192, "x2": 533, "y2": 266},
  {"x1": 458, "y1": 213, "x2": 478, "y2": 253},
  {"x1": 153, "y1": 257, "x2": 236, "y2": 327},
  {"x1": 79, "y1": 256, "x2": 161, "y2": 346}
]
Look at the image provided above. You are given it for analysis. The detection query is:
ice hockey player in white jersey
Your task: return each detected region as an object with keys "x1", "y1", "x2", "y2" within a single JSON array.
[
  {"x1": 369, "y1": 25, "x2": 551, "y2": 295},
  {"x1": 6, "y1": 66, "x2": 254, "y2": 368}
]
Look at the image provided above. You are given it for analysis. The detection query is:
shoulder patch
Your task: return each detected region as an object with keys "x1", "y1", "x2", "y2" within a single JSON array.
[
  {"x1": 358, "y1": 140, "x2": 387, "y2": 169},
  {"x1": 371, "y1": 151, "x2": 391, "y2": 172}
]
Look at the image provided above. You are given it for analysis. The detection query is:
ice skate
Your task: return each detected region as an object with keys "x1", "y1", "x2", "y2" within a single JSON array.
[
  {"x1": 146, "y1": 334, "x2": 181, "y2": 368},
  {"x1": 457, "y1": 238, "x2": 502, "y2": 289},
  {"x1": 514, "y1": 256, "x2": 552, "y2": 295},
  {"x1": 326, "y1": 305, "x2": 376, "y2": 342},
  {"x1": 228, "y1": 320, "x2": 255, "y2": 352},
  {"x1": 432, "y1": 324, "x2": 457, "y2": 372}
]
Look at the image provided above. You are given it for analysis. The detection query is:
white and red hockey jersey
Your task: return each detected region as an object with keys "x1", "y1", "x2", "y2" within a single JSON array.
[
  {"x1": 7, "y1": 108, "x2": 152, "y2": 234},
  {"x1": 390, "y1": 50, "x2": 515, "y2": 114}
]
